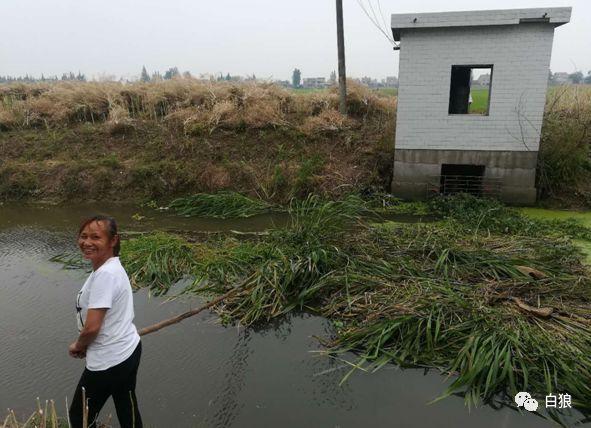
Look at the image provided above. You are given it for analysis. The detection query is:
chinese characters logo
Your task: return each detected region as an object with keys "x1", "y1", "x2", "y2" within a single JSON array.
[{"x1": 514, "y1": 392, "x2": 572, "y2": 412}]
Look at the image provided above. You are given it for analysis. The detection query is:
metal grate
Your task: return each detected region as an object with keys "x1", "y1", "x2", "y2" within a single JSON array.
[{"x1": 427, "y1": 175, "x2": 503, "y2": 198}]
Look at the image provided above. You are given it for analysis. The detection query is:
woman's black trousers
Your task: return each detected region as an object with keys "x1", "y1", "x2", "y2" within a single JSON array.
[{"x1": 69, "y1": 341, "x2": 143, "y2": 428}]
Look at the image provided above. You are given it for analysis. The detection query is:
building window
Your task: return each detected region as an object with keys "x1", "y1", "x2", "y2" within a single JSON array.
[{"x1": 448, "y1": 65, "x2": 493, "y2": 115}]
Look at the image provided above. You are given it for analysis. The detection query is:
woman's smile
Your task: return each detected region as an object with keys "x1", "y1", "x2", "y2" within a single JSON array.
[{"x1": 77, "y1": 220, "x2": 118, "y2": 269}]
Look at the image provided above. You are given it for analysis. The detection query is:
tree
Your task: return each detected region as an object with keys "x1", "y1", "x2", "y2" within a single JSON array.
[
  {"x1": 584, "y1": 71, "x2": 591, "y2": 85},
  {"x1": 225, "y1": 73, "x2": 231, "y2": 81},
  {"x1": 163, "y1": 67, "x2": 180, "y2": 80},
  {"x1": 569, "y1": 71, "x2": 584, "y2": 84},
  {"x1": 140, "y1": 66, "x2": 150, "y2": 82},
  {"x1": 329, "y1": 70, "x2": 337, "y2": 85},
  {"x1": 292, "y1": 68, "x2": 301, "y2": 88}
]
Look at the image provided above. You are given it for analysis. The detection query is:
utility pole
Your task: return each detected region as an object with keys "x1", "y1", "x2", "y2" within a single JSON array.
[{"x1": 336, "y1": 0, "x2": 347, "y2": 115}]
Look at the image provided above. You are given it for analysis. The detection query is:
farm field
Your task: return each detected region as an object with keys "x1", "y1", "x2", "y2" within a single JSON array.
[{"x1": 468, "y1": 87, "x2": 490, "y2": 114}]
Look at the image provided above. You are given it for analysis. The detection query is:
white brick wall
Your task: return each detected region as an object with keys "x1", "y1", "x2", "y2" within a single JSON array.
[{"x1": 394, "y1": 23, "x2": 556, "y2": 151}]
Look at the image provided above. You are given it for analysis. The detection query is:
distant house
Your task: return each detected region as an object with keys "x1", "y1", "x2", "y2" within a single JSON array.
[
  {"x1": 275, "y1": 80, "x2": 292, "y2": 88},
  {"x1": 553, "y1": 72, "x2": 570, "y2": 84},
  {"x1": 385, "y1": 76, "x2": 399, "y2": 87},
  {"x1": 473, "y1": 73, "x2": 491, "y2": 87},
  {"x1": 302, "y1": 77, "x2": 327, "y2": 89}
]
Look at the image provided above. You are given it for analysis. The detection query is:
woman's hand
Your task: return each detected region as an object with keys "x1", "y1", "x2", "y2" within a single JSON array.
[
  {"x1": 68, "y1": 341, "x2": 86, "y2": 359},
  {"x1": 69, "y1": 308, "x2": 107, "y2": 359}
]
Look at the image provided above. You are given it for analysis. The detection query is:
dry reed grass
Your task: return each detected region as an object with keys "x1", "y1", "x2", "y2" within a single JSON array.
[
  {"x1": 539, "y1": 85, "x2": 591, "y2": 201},
  {"x1": 1, "y1": 397, "x2": 109, "y2": 428},
  {"x1": 0, "y1": 79, "x2": 395, "y2": 135}
]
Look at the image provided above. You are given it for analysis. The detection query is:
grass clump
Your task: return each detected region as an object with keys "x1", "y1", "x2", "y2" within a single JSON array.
[
  {"x1": 120, "y1": 232, "x2": 197, "y2": 293},
  {"x1": 168, "y1": 191, "x2": 276, "y2": 218},
  {"x1": 429, "y1": 193, "x2": 591, "y2": 240},
  {"x1": 538, "y1": 85, "x2": 591, "y2": 204}
]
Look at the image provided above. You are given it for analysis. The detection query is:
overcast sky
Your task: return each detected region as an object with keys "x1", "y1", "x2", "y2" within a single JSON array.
[{"x1": 0, "y1": 0, "x2": 589, "y2": 81}]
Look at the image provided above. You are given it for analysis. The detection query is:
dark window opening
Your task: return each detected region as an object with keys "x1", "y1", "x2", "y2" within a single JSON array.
[
  {"x1": 448, "y1": 65, "x2": 493, "y2": 115},
  {"x1": 439, "y1": 164, "x2": 485, "y2": 196}
]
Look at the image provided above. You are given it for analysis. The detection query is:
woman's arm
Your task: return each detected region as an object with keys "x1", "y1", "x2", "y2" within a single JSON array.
[{"x1": 69, "y1": 308, "x2": 107, "y2": 358}]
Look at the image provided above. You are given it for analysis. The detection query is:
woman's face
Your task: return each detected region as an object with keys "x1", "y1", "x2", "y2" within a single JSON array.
[{"x1": 78, "y1": 220, "x2": 117, "y2": 264}]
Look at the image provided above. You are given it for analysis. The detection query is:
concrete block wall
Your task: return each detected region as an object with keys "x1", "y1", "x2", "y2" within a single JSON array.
[{"x1": 395, "y1": 23, "x2": 555, "y2": 152}]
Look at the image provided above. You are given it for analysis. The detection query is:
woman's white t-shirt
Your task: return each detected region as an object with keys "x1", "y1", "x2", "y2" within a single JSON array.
[{"x1": 77, "y1": 257, "x2": 140, "y2": 371}]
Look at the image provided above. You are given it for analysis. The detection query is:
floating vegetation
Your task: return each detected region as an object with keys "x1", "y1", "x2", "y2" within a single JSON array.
[
  {"x1": 120, "y1": 232, "x2": 198, "y2": 293},
  {"x1": 428, "y1": 193, "x2": 591, "y2": 240},
  {"x1": 49, "y1": 252, "x2": 87, "y2": 270},
  {"x1": 168, "y1": 191, "x2": 276, "y2": 219},
  {"x1": 49, "y1": 194, "x2": 591, "y2": 420}
]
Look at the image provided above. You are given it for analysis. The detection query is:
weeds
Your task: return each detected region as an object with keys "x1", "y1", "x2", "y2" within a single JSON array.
[
  {"x1": 428, "y1": 193, "x2": 591, "y2": 240},
  {"x1": 538, "y1": 85, "x2": 591, "y2": 201},
  {"x1": 168, "y1": 191, "x2": 275, "y2": 219},
  {"x1": 2, "y1": 398, "x2": 109, "y2": 428},
  {"x1": 120, "y1": 232, "x2": 197, "y2": 293}
]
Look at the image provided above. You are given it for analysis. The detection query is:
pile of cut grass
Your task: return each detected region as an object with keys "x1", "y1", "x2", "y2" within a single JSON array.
[
  {"x1": 121, "y1": 232, "x2": 198, "y2": 293},
  {"x1": 168, "y1": 191, "x2": 276, "y2": 219},
  {"x1": 109, "y1": 194, "x2": 591, "y2": 420}
]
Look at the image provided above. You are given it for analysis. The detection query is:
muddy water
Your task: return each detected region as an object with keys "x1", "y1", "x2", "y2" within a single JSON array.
[{"x1": 0, "y1": 203, "x2": 583, "y2": 427}]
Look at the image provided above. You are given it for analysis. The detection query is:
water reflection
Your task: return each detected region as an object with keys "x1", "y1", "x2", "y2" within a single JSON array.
[{"x1": 206, "y1": 329, "x2": 252, "y2": 427}]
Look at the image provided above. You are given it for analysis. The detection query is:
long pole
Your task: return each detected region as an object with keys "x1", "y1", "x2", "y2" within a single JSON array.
[
  {"x1": 138, "y1": 276, "x2": 252, "y2": 336},
  {"x1": 336, "y1": 0, "x2": 347, "y2": 115}
]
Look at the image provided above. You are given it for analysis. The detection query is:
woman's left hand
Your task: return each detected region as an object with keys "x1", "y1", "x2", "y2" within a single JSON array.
[{"x1": 68, "y1": 341, "x2": 86, "y2": 358}]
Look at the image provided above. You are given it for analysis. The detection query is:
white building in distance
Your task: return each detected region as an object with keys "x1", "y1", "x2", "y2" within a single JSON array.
[{"x1": 302, "y1": 77, "x2": 328, "y2": 89}]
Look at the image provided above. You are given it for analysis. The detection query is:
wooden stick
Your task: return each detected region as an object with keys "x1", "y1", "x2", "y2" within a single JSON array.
[
  {"x1": 508, "y1": 296, "x2": 553, "y2": 318},
  {"x1": 138, "y1": 284, "x2": 245, "y2": 336}
]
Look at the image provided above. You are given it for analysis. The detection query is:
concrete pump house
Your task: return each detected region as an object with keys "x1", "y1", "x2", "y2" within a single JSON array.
[{"x1": 390, "y1": 7, "x2": 571, "y2": 204}]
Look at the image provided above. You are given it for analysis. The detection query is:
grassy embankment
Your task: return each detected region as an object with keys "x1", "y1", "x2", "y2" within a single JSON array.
[
  {"x1": 1, "y1": 80, "x2": 589, "y2": 206},
  {"x1": 0, "y1": 80, "x2": 395, "y2": 204},
  {"x1": 111, "y1": 193, "x2": 591, "y2": 424}
]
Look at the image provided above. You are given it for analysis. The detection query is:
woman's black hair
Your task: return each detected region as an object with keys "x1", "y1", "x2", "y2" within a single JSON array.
[{"x1": 78, "y1": 215, "x2": 121, "y2": 256}]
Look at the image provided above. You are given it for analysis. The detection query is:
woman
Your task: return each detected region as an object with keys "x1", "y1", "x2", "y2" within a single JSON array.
[{"x1": 69, "y1": 215, "x2": 143, "y2": 428}]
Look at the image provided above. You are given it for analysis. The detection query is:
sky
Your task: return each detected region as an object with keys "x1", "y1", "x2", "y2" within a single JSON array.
[{"x1": 0, "y1": 0, "x2": 589, "y2": 81}]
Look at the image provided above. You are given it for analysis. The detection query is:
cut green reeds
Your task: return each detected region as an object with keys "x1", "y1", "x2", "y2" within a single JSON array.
[
  {"x1": 120, "y1": 232, "x2": 197, "y2": 294},
  {"x1": 168, "y1": 191, "x2": 275, "y2": 219},
  {"x1": 49, "y1": 252, "x2": 87, "y2": 270}
]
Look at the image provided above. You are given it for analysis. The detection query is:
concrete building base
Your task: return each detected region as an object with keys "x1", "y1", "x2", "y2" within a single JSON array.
[{"x1": 391, "y1": 149, "x2": 538, "y2": 205}]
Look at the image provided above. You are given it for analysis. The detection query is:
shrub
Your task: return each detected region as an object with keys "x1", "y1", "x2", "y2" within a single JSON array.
[{"x1": 538, "y1": 86, "x2": 591, "y2": 198}]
